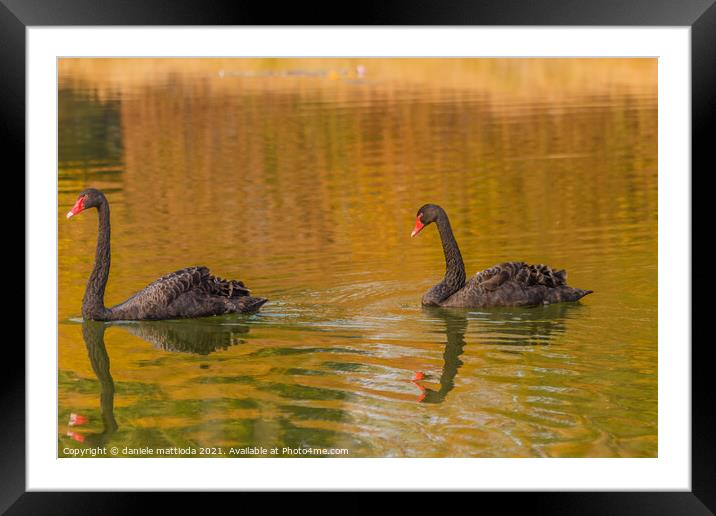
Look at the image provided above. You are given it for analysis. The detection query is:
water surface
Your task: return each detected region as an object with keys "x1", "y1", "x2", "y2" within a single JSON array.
[{"x1": 58, "y1": 59, "x2": 657, "y2": 457}]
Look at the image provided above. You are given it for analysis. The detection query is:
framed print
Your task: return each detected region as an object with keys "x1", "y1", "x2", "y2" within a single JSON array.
[{"x1": 7, "y1": 0, "x2": 710, "y2": 512}]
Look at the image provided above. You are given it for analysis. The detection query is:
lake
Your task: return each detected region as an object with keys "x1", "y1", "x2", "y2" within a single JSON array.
[{"x1": 58, "y1": 59, "x2": 657, "y2": 457}]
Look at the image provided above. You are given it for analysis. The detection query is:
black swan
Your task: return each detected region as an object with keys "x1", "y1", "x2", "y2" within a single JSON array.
[
  {"x1": 411, "y1": 204, "x2": 592, "y2": 308},
  {"x1": 67, "y1": 188, "x2": 267, "y2": 321}
]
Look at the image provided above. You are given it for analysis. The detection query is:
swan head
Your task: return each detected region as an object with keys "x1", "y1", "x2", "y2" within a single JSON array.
[
  {"x1": 411, "y1": 204, "x2": 442, "y2": 237},
  {"x1": 67, "y1": 188, "x2": 106, "y2": 219}
]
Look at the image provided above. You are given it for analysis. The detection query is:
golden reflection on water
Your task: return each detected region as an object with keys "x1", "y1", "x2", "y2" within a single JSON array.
[{"x1": 58, "y1": 59, "x2": 657, "y2": 457}]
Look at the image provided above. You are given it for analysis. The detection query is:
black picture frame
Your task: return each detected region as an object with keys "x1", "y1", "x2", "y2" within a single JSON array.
[{"x1": 6, "y1": 0, "x2": 709, "y2": 512}]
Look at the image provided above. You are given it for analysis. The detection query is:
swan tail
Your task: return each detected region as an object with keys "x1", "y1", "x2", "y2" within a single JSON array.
[
  {"x1": 544, "y1": 286, "x2": 593, "y2": 304},
  {"x1": 233, "y1": 296, "x2": 268, "y2": 313},
  {"x1": 567, "y1": 288, "x2": 593, "y2": 302}
]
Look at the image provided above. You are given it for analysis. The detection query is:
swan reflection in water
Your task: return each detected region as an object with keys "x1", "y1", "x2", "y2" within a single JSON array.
[
  {"x1": 74, "y1": 318, "x2": 251, "y2": 442},
  {"x1": 75, "y1": 321, "x2": 118, "y2": 445},
  {"x1": 117, "y1": 318, "x2": 250, "y2": 355},
  {"x1": 413, "y1": 303, "x2": 582, "y2": 404}
]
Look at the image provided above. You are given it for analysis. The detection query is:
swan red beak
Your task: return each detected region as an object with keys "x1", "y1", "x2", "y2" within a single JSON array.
[
  {"x1": 66, "y1": 196, "x2": 86, "y2": 219},
  {"x1": 411, "y1": 217, "x2": 425, "y2": 237}
]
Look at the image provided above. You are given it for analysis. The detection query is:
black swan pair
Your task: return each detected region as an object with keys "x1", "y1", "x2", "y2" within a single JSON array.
[
  {"x1": 67, "y1": 189, "x2": 267, "y2": 321},
  {"x1": 67, "y1": 190, "x2": 591, "y2": 321}
]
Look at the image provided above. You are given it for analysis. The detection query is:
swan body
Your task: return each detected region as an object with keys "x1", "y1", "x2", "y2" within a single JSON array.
[
  {"x1": 67, "y1": 188, "x2": 267, "y2": 321},
  {"x1": 102, "y1": 266, "x2": 266, "y2": 321},
  {"x1": 412, "y1": 204, "x2": 592, "y2": 308}
]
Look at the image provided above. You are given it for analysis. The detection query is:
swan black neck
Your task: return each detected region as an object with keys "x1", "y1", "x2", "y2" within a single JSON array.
[
  {"x1": 82, "y1": 199, "x2": 110, "y2": 320},
  {"x1": 436, "y1": 210, "x2": 466, "y2": 288},
  {"x1": 422, "y1": 208, "x2": 466, "y2": 305}
]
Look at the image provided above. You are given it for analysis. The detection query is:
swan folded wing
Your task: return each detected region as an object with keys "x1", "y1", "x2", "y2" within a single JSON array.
[
  {"x1": 473, "y1": 262, "x2": 525, "y2": 290},
  {"x1": 138, "y1": 266, "x2": 213, "y2": 308},
  {"x1": 202, "y1": 275, "x2": 250, "y2": 298},
  {"x1": 519, "y1": 263, "x2": 567, "y2": 287},
  {"x1": 474, "y1": 262, "x2": 567, "y2": 290}
]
